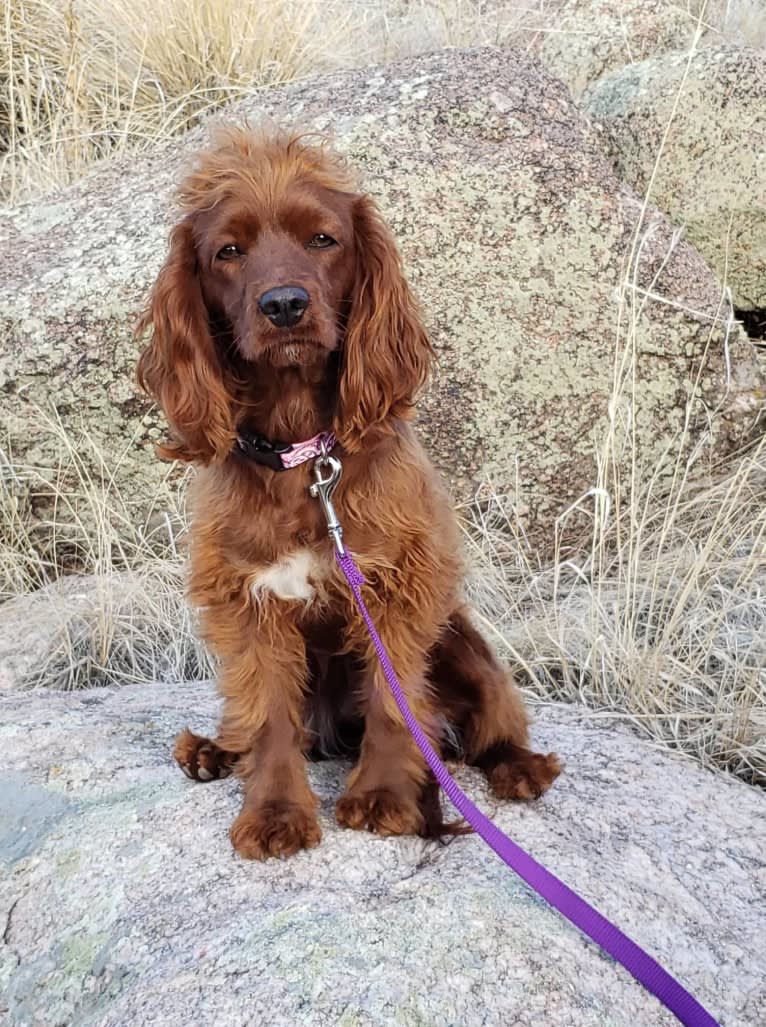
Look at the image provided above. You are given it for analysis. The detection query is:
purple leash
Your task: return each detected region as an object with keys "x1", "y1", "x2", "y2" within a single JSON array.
[
  {"x1": 310, "y1": 453, "x2": 720, "y2": 1027},
  {"x1": 335, "y1": 550, "x2": 720, "y2": 1027}
]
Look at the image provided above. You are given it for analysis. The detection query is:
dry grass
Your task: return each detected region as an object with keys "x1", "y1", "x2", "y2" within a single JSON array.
[
  {"x1": 0, "y1": 417, "x2": 212, "y2": 689},
  {"x1": 0, "y1": 0, "x2": 359, "y2": 203},
  {"x1": 2, "y1": 393, "x2": 764, "y2": 783},
  {"x1": 462, "y1": 441, "x2": 766, "y2": 787}
]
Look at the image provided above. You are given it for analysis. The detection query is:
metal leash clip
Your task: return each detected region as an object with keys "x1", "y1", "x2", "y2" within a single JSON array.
[{"x1": 310, "y1": 442, "x2": 345, "y2": 556}]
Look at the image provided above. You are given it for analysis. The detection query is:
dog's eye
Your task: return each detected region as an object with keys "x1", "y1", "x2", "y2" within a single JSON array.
[
  {"x1": 307, "y1": 233, "x2": 337, "y2": 249},
  {"x1": 216, "y1": 244, "x2": 243, "y2": 261}
]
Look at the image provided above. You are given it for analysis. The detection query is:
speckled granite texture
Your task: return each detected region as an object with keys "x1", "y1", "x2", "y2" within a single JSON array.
[
  {"x1": 1, "y1": 681, "x2": 764, "y2": 1026},
  {"x1": 585, "y1": 45, "x2": 766, "y2": 311},
  {"x1": 537, "y1": 0, "x2": 696, "y2": 98}
]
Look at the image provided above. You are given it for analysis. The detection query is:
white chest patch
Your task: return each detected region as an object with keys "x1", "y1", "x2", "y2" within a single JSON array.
[{"x1": 250, "y1": 549, "x2": 321, "y2": 603}]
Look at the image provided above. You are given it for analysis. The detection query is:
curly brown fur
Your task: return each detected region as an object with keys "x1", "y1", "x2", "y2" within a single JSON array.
[{"x1": 137, "y1": 127, "x2": 560, "y2": 859}]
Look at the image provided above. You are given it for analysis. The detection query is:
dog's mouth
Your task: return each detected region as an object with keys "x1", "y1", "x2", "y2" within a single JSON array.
[
  {"x1": 273, "y1": 340, "x2": 324, "y2": 367},
  {"x1": 236, "y1": 330, "x2": 338, "y2": 367}
]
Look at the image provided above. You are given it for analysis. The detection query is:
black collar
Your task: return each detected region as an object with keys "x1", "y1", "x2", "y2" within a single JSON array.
[
  {"x1": 234, "y1": 428, "x2": 337, "y2": 471},
  {"x1": 235, "y1": 430, "x2": 293, "y2": 471}
]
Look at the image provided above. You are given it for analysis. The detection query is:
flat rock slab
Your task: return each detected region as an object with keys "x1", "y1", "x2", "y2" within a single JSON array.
[{"x1": 1, "y1": 682, "x2": 763, "y2": 1026}]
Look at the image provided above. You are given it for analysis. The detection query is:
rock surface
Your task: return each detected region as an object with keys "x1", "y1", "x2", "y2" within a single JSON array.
[
  {"x1": 0, "y1": 47, "x2": 762, "y2": 539},
  {"x1": 585, "y1": 45, "x2": 766, "y2": 311},
  {"x1": 537, "y1": 0, "x2": 696, "y2": 98},
  {"x1": 1, "y1": 680, "x2": 764, "y2": 1026}
]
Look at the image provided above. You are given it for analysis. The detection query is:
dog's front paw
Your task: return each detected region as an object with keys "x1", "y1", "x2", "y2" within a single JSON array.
[
  {"x1": 335, "y1": 788, "x2": 422, "y2": 836},
  {"x1": 230, "y1": 802, "x2": 322, "y2": 860},
  {"x1": 174, "y1": 728, "x2": 238, "y2": 781}
]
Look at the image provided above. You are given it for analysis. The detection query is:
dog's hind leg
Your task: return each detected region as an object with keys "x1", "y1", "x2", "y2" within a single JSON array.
[
  {"x1": 429, "y1": 608, "x2": 561, "y2": 799},
  {"x1": 173, "y1": 728, "x2": 240, "y2": 782}
]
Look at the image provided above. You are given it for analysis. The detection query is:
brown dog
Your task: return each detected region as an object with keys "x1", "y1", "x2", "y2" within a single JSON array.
[{"x1": 137, "y1": 127, "x2": 560, "y2": 859}]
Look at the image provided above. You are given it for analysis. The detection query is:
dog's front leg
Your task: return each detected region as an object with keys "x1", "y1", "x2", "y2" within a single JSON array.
[
  {"x1": 335, "y1": 612, "x2": 440, "y2": 838},
  {"x1": 202, "y1": 598, "x2": 319, "y2": 860}
]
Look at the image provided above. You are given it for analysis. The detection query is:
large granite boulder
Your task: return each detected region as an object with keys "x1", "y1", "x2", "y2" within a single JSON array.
[
  {"x1": 1, "y1": 680, "x2": 764, "y2": 1025},
  {"x1": 0, "y1": 47, "x2": 762, "y2": 542},
  {"x1": 585, "y1": 45, "x2": 766, "y2": 311}
]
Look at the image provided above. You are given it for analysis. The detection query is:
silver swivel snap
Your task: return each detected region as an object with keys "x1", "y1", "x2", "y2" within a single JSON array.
[{"x1": 310, "y1": 454, "x2": 345, "y2": 556}]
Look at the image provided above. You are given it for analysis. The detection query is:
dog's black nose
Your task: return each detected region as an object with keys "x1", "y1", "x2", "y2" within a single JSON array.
[{"x1": 258, "y1": 286, "x2": 310, "y2": 328}]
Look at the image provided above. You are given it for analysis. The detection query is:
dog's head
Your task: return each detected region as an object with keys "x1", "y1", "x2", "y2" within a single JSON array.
[{"x1": 137, "y1": 127, "x2": 432, "y2": 463}]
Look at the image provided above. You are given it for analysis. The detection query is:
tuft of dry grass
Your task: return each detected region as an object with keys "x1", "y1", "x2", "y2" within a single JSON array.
[
  {"x1": 462, "y1": 440, "x2": 766, "y2": 787},
  {"x1": 458, "y1": 195, "x2": 766, "y2": 786},
  {"x1": 0, "y1": 0, "x2": 360, "y2": 203},
  {"x1": 0, "y1": 416, "x2": 212, "y2": 689}
]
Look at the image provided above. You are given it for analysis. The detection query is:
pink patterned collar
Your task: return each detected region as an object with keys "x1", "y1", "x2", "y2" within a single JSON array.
[{"x1": 235, "y1": 428, "x2": 337, "y2": 471}]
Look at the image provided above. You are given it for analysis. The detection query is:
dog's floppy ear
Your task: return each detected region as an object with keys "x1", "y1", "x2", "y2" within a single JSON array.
[
  {"x1": 136, "y1": 219, "x2": 235, "y2": 464},
  {"x1": 334, "y1": 195, "x2": 433, "y2": 451}
]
